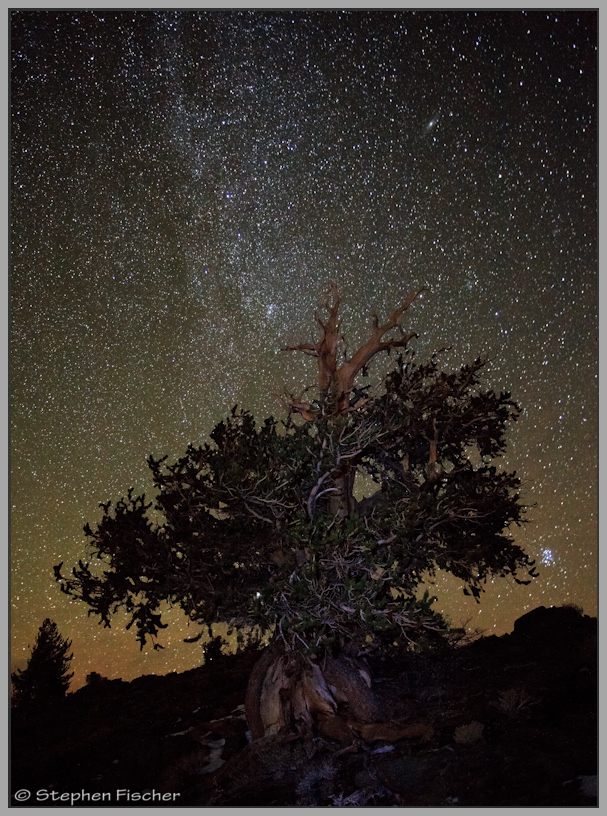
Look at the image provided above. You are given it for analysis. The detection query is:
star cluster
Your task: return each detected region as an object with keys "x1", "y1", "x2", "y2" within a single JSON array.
[{"x1": 11, "y1": 10, "x2": 596, "y2": 688}]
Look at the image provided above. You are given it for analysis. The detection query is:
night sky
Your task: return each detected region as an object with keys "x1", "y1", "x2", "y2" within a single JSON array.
[{"x1": 11, "y1": 9, "x2": 597, "y2": 689}]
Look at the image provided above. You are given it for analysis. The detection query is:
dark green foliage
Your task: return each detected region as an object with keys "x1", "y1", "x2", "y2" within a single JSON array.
[
  {"x1": 12, "y1": 619, "x2": 74, "y2": 710},
  {"x1": 56, "y1": 347, "x2": 534, "y2": 658}
]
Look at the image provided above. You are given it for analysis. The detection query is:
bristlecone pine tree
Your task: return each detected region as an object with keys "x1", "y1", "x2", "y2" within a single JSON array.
[
  {"x1": 12, "y1": 618, "x2": 74, "y2": 711},
  {"x1": 56, "y1": 286, "x2": 536, "y2": 741}
]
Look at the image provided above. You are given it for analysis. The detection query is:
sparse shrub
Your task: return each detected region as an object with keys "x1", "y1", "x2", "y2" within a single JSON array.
[
  {"x1": 562, "y1": 602, "x2": 584, "y2": 615},
  {"x1": 454, "y1": 720, "x2": 484, "y2": 744},
  {"x1": 203, "y1": 634, "x2": 228, "y2": 663},
  {"x1": 85, "y1": 671, "x2": 110, "y2": 686},
  {"x1": 331, "y1": 784, "x2": 392, "y2": 807},
  {"x1": 491, "y1": 687, "x2": 540, "y2": 719},
  {"x1": 296, "y1": 758, "x2": 336, "y2": 805}
]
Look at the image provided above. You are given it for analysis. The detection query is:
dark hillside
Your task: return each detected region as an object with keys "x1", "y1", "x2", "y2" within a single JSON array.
[{"x1": 11, "y1": 605, "x2": 597, "y2": 807}]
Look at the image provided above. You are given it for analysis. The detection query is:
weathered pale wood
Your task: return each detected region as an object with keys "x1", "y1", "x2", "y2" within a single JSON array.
[{"x1": 287, "y1": 285, "x2": 424, "y2": 418}]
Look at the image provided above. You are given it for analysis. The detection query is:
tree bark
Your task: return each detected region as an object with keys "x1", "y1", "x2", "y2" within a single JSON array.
[
  {"x1": 244, "y1": 648, "x2": 389, "y2": 743},
  {"x1": 244, "y1": 648, "x2": 278, "y2": 741},
  {"x1": 326, "y1": 466, "x2": 357, "y2": 518}
]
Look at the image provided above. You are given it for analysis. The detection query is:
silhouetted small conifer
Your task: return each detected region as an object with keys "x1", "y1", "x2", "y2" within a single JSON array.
[{"x1": 12, "y1": 619, "x2": 74, "y2": 711}]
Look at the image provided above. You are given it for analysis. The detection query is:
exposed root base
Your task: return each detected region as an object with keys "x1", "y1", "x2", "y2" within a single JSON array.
[{"x1": 245, "y1": 649, "x2": 425, "y2": 744}]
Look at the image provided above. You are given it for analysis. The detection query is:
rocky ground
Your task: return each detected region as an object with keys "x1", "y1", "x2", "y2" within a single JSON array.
[{"x1": 11, "y1": 605, "x2": 597, "y2": 807}]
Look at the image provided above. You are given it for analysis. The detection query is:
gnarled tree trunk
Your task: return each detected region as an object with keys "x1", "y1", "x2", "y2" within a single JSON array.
[
  {"x1": 245, "y1": 647, "x2": 394, "y2": 744},
  {"x1": 243, "y1": 288, "x2": 433, "y2": 745}
]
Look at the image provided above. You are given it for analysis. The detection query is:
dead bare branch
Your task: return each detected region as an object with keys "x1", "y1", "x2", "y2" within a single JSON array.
[{"x1": 286, "y1": 286, "x2": 425, "y2": 417}]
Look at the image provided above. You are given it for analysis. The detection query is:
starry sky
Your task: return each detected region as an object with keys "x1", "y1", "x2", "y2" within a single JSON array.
[{"x1": 11, "y1": 9, "x2": 597, "y2": 689}]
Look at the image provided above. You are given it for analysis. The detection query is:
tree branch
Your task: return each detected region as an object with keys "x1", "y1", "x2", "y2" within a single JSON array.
[
  {"x1": 335, "y1": 288, "x2": 425, "y2": 408},
  {"x1": 285, "y1": 286, "x2": 424, "y2": 417}
]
